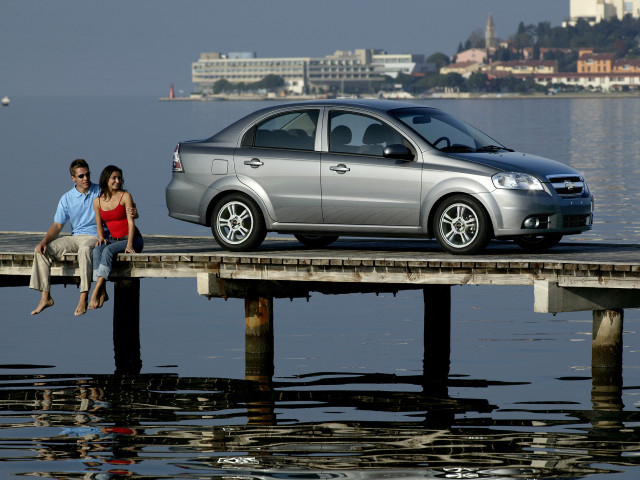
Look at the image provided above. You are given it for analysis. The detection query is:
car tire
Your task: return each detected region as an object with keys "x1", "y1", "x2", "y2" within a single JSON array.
[
  {"x1": 294, "y1": 234, "x2": 339, "y2": 248},
  {"x1": 513, "y1": 234, "x2": 562, "y2": 252},
  {"x1": 211, "y1": 194, "x2": 266, "y2": 251},
  {"x1": 433, "y1": 195, "x2": 491, "y2": 255}
]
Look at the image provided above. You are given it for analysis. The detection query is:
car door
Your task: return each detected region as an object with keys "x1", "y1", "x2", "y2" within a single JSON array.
[
  {"x1": 321, "y1": 110, "x2": 422, "y2": 226},
  {"x1": 234, "y1": 109, "x2": 323, "y2": 224}
]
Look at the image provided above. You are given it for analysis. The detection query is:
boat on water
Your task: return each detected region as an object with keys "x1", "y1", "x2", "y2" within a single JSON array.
[{"x1": 1, "y1": 96, "x2": 9, "y2": 106}]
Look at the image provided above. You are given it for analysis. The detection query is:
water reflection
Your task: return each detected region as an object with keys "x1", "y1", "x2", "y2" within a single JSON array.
[{"x1": 1, "y1": 368, "x2": 639, "y2": 479}]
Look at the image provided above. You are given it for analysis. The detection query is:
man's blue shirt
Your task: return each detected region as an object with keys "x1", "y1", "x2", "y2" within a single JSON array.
[{"x1": 53, "y1": 183, "x2": 100, "y2": 236}]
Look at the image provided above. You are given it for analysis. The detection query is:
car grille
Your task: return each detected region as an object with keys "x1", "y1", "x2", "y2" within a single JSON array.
[
  {"x1": 563, "y1": 214, "x2": 590, "y2": 228},
  {"x1": 548, "y1": 175, "x2": 584, "y2": 196}
]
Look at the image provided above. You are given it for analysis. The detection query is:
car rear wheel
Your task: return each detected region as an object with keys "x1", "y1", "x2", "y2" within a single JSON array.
[
  {"x1": 211, "y1": 194, "x2": 266, "y2": 251},
  {"x1": 294, "y1": 234, "x2": 339, "y2": 248},
  {"x1": 513, "y1": 233, "x2": 562, "y2": 252},
  {"x1": 434, "y1": 195, "x2": 491, "y2": 255}
]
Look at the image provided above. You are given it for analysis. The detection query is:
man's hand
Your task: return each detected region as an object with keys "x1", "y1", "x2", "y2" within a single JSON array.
[
  {"x1": 35, "y1": 240, "x2": 48, "y2": 255},
  {"x1": 36, "y1": 222, "x2": 64, "y2": 255},
  {"x1": 126, "y1": 202, "x2": 139, "y2": 219}
]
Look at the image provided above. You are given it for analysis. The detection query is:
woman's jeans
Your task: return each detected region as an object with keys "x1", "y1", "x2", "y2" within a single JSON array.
[{"x1": 92, "y1": 235, "x2": 144, "y2": 281}]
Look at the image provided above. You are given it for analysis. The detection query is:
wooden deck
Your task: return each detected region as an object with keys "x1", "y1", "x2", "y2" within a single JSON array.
[{"x1": 2, "y1": 232, "x2": 640, "y2": 303}]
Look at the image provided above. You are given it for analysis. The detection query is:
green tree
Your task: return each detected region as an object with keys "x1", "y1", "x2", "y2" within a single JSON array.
[
  {"x1": 426, "y1": 52, "x2": 450, "y2": 70},
  {"x1": 212, "y1": 78, "x2": 232, "y2": 94},
  {"x1": 466, "y1": 72, "x2": 489, "y2": 92}
]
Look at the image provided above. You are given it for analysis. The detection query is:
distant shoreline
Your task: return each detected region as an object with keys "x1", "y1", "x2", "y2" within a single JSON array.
[{"x1": 159, "y1": 92, "x2": 640, "y2": 102}]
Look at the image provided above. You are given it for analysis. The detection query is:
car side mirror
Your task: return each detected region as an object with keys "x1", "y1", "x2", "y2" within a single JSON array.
[{"x1": 383, "y1": 144, "x2": 414, "y2": 161}]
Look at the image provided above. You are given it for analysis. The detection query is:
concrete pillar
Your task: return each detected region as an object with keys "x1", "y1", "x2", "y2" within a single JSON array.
[
  {"x1": 244, "y1": 293, "x2": 274, "y2": 383},
  {"x1": 591, "y1": 309, "x2": 624, "y2": 428},
  {"x1": 113, "y1": 278, "x2": 142, "y2": 374},
  {"x1": 423, "y1": 285, "x2": 451, "y2": 382},
  {"x1": 244, "y1": 291, "x2": 275, "y2": 425},
  {"x1": 592, "y1": 309, "x2": 623, "y2": 370}
]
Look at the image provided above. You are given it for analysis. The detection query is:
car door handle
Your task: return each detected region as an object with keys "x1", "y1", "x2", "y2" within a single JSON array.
[
  {"x1": 244, "y1": 158, "x2": 264, "y2": 168},
  {"x1": 330, "y1": 164, "x2": 350, "y2": 174}
]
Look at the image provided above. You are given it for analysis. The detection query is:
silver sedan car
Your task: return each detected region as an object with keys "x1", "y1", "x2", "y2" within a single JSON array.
[{"x1": 166, "y1": 99, "x2": 593, "y2": 254}]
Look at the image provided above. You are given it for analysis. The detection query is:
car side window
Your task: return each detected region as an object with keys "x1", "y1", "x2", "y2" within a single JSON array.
[
  {"x1": 249, "y1": 110, "x2": 318, "y2": 151},
  {"x1": 329, "y1": 111, "x2": 405, "y2": 157}
]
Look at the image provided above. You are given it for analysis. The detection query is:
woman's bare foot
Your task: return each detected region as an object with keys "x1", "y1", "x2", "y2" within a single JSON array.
[
  {"x1": 88, "y1": 288, "x2": 107, "y2": 310},
  {"x1": 97, "y1": 291, "x2": 109, "y2": 308},
  {"x1": 31, "y1": 296, "x2": 54, "y2": 315},
  {"x1": 88, "y1": 294, "x2": 100, "y2": 310}
]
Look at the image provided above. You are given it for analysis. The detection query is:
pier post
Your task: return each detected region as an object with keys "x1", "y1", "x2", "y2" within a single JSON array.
[
  {"x1": 591, "y1": 309, "x2": 624, "y2": 428},
  {"x1": 244, "y1": 291, "x2": 274, "y2": 383},
  {"x1": 113, "y1": 278, "x2": 142, "y2": 375},
  {"x1": 244, "y1": 289, "x2": 275, "y2": 425},
  {"x1": 592, "y1": 309, "x2": 623, "y2": 371},
  {"x1": 423, "y1": 285, "x2": 451, "y2": 382}
]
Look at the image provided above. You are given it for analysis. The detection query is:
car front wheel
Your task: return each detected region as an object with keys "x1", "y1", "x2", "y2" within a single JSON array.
[
  {"x1": 211, "y1": 194, "x2": 266, "y2": 251},
  {"x1": 434, "y1": 195, "x2": 491, "y2": 255},
  {"x1": 513, "y1": 234, "x2": 562, "y2": 252}
]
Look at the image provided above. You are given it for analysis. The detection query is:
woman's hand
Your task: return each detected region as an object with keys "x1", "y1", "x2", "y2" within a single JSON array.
[
  {"x1": 125, "y1": 245, "x2": 135, "y2": 254},
  {"x1": 95, "y1": 237, "x2": 107, "y2": 246}
]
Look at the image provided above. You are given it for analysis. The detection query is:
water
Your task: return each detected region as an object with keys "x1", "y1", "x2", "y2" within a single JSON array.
[{"x1": 1, "y1": 96, "x2": 640, "y2": 479}]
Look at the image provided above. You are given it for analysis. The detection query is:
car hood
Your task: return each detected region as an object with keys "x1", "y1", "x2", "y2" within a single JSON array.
[{"x1": 448, "y1": 151, "x2": 579, "y2": 179}]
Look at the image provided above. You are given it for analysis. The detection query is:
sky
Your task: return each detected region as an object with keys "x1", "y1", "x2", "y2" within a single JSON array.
[{"x1": 1, "y1": 0, "x2": 569, "y2": 97}]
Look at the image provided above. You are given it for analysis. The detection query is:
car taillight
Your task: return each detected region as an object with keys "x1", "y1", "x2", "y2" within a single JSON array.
[{"x1": 172, "y1": 144, "x2": 184, "y2": 172}]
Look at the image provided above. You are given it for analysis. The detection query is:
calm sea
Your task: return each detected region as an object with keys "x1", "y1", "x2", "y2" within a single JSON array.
[{"x1": 1, "y1": 96, "x2": 640, "y2": 479}]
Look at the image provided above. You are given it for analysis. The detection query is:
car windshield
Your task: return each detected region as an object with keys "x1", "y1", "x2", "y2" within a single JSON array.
[{"x1": 390, "y1": 107, "x2": 510, "y2": 153}]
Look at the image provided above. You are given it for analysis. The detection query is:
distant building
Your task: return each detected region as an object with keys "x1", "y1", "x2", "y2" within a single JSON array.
[
  {"x1": 481, "y1": 60, "x2": 558, "y2": 76},
  {"x1": 371, "y1": 51, "x2": 435, "y2": 78},
  {"x1": 192, "y1": 49, "x2": 430, "y2": 95},
  {"x1": 485, "y1": 13, "x2": 497, "y2": 49},
  {"x1": 564, "y1": 0, "x2": 640, "y2": 26},
  {"x1": 577, "y1": 49, "x2": 616, "y2": 73},
  {"x1": 440, "y1": 61, "x2": 482, "y2": 78},
  {"x1": 455, "y1": 48, "x2": 488, "y2": 64},
  {"x1": 534, "y1": 72, "x2": 640, "y2": 91}
]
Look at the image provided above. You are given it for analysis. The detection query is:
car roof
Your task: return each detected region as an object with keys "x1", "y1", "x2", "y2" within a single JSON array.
[{"x1": 259, "y1": 98, "x2": 425, "y2": 113}]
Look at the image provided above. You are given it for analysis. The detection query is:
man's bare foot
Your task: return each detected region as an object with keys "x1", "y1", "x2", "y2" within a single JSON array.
[
  {"x1": 31, "y1": 297, "x2": 54, "y2": 315},
  {"x1": 75, "y1": 293, "x2": 89, "y2": 316}
]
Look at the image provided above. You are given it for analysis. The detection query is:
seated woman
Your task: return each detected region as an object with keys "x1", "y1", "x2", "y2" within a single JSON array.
[{"x1": 88, "y1": 165, "x2": 143, "y2": 310}]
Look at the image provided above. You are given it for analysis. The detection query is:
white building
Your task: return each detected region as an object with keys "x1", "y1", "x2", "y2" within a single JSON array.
[
  {"x1": 534, "y1": 72, "x2": 640, "y2": 91},
  {"x1": 565, "y1": 0, "x2": 640, "y2": 26},
  {"x1": 192, "y1": 49, "x2": 411, "y2": 94},
  {"x1": 371, "y1": 51, "x2": 435, "y2": 78}
]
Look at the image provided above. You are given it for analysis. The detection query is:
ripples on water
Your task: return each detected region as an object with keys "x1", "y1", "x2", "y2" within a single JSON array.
[{"x1": 1, "y1": 97, "x2": 640, "y2": 479}]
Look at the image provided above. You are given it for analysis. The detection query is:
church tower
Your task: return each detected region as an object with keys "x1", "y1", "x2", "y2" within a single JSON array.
[{"x1": 485, "y1": 13, "x2": 497, "y2": 49}]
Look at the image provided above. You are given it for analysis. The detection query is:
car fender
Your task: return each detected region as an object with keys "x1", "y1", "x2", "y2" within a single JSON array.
[
  {"x1": 421, "y1": 176, "x2": 502, "y2": 237},
  {"x1": 197, "y1": 175, "x2": 275, "y2": 228}
]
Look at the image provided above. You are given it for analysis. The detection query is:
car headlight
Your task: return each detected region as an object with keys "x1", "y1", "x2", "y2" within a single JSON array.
[{"x1": 492, "y1": 172, "x2": 543, "y2": 191}]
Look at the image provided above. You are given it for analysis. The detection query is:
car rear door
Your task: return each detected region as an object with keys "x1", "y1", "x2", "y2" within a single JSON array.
[{"x1": 234, "y1": 109, "x2": 323, "y2": 224}]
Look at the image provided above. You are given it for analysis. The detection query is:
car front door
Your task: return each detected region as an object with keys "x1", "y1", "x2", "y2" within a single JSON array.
[
  {"x1": 321, "y1": 110, "x2": 422, "y2": 226},
  {"x1": 234, "y1": 109, "x2": 323, "y2": 224}
]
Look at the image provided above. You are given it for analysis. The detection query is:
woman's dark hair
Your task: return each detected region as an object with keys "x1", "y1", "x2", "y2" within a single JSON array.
[{"x1": 99, "y1": 165, "x2": 125, "y2": 198}]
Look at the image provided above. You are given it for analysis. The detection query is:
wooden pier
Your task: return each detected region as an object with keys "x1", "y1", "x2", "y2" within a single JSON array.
[{"x1": 2, "y1": 231, "x2": 640, "y2": 384}]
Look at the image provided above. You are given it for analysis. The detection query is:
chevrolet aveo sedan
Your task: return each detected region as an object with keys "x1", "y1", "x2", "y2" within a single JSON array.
[{"x1": 166, "y1": 99, "x2": 593, "y2": 254}]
